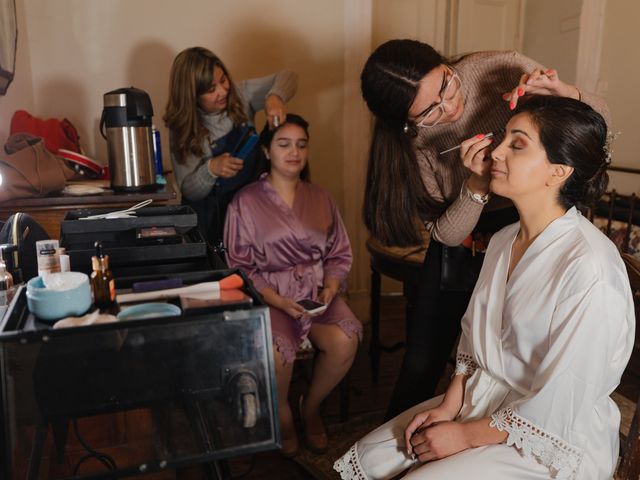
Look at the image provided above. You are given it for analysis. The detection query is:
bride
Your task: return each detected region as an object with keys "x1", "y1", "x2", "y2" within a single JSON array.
[{"x1": 334, "y1": 95, "x2": 635, "y2": 480}]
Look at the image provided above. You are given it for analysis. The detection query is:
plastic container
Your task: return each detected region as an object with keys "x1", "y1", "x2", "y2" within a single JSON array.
[
  {"x1": 26, "y1": 272, "x2": 92, "y2": 321},
  {"x1": 152, "y1": 125, "x2": 166, "y2": 185}
]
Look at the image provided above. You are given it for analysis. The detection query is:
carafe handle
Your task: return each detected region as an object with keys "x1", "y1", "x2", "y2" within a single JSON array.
[{"x1": 99, "y1": 110, "x2": 107, "y2": 140}]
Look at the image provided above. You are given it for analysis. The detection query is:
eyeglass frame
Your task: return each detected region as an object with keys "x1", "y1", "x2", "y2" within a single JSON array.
[{"x1": 413, "y1": 68, "x2": 462, "y2": 128}]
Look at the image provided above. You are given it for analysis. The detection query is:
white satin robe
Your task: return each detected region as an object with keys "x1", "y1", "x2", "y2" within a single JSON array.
[{"x1": 335, "y1": 208, "x2": 635, "y2": 480}]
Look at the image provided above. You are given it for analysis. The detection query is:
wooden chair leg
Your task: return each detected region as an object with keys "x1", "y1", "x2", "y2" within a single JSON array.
[
  {"x1": 339, "y1": 372, "x2": 350, "y2": 423},
  {"x1": 369, "y1": 266, "x2": 382, "y2": 383},
  {"x1": 618, "y1": 393, "x2": 640, "y2": 479}
]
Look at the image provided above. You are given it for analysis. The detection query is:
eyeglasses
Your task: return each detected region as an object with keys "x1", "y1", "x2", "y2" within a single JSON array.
[{"x1": 414, "y1": 70, "x2": 462, "y2": 128}]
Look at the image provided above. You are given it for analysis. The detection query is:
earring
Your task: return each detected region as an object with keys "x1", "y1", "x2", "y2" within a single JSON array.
[{"x1": 403, "y1": 123, "x2": 409, "y2": 134}]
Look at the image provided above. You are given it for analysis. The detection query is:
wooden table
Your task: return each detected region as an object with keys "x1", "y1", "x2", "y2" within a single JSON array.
[{"x1": 0, "y1": 180, "x2": 178, "y2": 239}]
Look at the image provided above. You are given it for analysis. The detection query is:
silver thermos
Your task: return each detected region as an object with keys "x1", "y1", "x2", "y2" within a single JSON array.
[{"x1": 100, "y1": 87, "x2": 157, "y2": 191}]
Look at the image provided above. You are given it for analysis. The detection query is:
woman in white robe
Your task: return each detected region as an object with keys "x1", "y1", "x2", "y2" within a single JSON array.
[{"x1": 334, "y1": 96, "x2": 635, "y2": 480}]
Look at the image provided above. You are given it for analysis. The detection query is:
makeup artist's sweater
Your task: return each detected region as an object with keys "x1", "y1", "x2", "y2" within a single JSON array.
[
  {"x1": 415, "y1": 51, "x2": 609, "y2": 246},
  {"x1": 171, "y1": 69, "x2": 298, "y2": 202}
]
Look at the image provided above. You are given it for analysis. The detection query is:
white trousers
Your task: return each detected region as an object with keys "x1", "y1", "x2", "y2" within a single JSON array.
[{"x1": 334, "y1": 395, "x2": 552, "y2": 480}]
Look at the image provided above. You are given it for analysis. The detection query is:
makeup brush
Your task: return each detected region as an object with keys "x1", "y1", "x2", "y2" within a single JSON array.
[{"x1": 439, "y1": 128, "x2": 505, "y2": 155}]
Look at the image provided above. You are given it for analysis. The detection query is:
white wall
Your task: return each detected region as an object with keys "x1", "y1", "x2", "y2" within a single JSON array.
[
  {"x1": 11, "y1": 0, "x2": 347, "y2": 205},
  {"x1": 522, "y1": 0, "x2": 582, "y2": 84},
  {"x1": 0, "y1": 0, "x2": 34, "y2": 142},
  {"x1": 1, "y1": 0, "x2": 384, "y2": 296},
  {"x1": 599, "y1": 0, "x2": 640, "y2": 192}
]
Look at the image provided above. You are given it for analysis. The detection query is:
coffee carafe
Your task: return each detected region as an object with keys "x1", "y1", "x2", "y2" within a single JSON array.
[{"x1": 100, "y1": 87, "x2": 157, "y2": 191}]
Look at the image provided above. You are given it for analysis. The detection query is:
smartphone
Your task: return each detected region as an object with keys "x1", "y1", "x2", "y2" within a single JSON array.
[
  {"x1": 296, "y1": 299, "x2": 328, "y2": 315},
  {"x1": 231, "y1": 130, "x2": 259, "y2": 160}
]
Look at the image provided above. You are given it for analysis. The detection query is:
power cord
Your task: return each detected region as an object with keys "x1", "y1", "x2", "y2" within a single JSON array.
[
  {"x1": 71, "y1": 418, "x2": 118, "y2": 475},
  {"x1": 230, "y1": 454, "x2": 256, "y2": 479}
]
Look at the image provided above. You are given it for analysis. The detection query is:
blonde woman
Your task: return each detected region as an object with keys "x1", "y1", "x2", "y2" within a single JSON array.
[{"x1": 164, "y1": 47, "x2": 297, "y2": 243}]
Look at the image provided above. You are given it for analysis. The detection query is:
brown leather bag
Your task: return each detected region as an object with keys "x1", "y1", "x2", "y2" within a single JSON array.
[{"x1": 0, "y1": 133, "x2": 76, "y2": 203}]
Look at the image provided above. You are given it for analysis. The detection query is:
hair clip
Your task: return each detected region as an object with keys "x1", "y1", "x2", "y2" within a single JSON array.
[
  {"x1": 402, "y1": 122, "x2": 417, "y2": 137},
  {"x1": 603, "y1": 130, "x2": 621, "y2": 165}
]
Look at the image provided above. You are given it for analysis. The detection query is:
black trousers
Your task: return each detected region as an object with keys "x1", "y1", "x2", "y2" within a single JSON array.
[
  {"x1": 384, "y1": 240, "x2": 470, "y2": 420},
  {"x1": 384, "y1": 207, "x2": 519, "y2": 420}
]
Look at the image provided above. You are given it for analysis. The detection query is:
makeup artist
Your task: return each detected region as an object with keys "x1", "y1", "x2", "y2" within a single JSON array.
[
  {"x1": 361, "y1": 39, "x2": 609, "y2": 419},
  {"x1": 164, "y1": 47, "x2": 298, "y2": 245}
]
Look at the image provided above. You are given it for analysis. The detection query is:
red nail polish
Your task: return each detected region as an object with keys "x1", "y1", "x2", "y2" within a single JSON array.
[
  {"x1": 510, "y1": 102, "x2": 515, "y2": 110},
  {"x1": 546, "y1": 69, "x2": 554, "y2": 75},
  {"x1": 476, "y1": 134, "x2": 485, "y2": 139},
  {"x1": 517, "y1": 88, "x2": 524, "y2": 97}
]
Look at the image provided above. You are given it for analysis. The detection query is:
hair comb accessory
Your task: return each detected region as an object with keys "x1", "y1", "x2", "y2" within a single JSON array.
[
  {"x1": 402, "y1": 122, "x2": 417, "y2": 137},
  {"x1": 603, "y1": 130, "x2": 621, "y2": 165}
]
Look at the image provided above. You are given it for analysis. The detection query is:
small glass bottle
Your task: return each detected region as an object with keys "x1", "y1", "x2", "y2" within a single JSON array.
[
  {"x1": 57, "y1": 247, "x2": 70, "y2": 272},
  {"x1": 0, "y1": 259, "x2": 15, "y2": 306},
  {"x1": 91, "y1": 241, "x2": 118, "y2": 314}
]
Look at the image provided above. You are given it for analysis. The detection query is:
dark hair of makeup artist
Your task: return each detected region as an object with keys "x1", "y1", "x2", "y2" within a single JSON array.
[
  {"x1": 515, "y1": 95, "x2": 609, "y2": 209},
  {"x1": 361, "y1": 39, "x2": 449, "y2": 246}
]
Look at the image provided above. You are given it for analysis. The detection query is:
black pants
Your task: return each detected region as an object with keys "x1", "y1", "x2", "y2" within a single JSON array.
[
  {"x1": 384, "y1": 240, "x2": 470, "y2": 420},
  {"x1": 384, "y1": 207, "x2": 519, "y2": 420}
]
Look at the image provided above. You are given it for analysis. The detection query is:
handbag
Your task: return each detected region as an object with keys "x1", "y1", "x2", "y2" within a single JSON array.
[
  {"x1": 0, "y1": 212, "x2": 50, "y2": 282},
  {"x1": 0, "y1": 133, "x2": 75, "y2": 202},
  {"x1": 440, "y1": 244, "x2": 484, "y2": 292}
]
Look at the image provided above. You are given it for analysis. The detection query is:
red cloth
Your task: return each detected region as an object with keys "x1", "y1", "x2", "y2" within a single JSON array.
[{"x1": 10, "y1": 110, "x2": 81, "y2": 154}]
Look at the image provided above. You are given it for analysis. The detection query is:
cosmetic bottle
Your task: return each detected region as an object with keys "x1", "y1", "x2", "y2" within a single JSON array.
[
  {"x1": 0, "y1": 259, "x2": 14, "y2": 306},
  {"x1": 36, "y1": 239, "x2": 60, "y2": 277},
  {"x1": 57, "y1": 247, "x2": 70, "y2": 272},
  {"x1": 91, "y1": 241, "x2": 118, "y2": 314}
]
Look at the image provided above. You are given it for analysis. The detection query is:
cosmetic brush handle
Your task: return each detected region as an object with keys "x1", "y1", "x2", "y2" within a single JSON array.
[
  {"x1": 439, "y1": 129, "x2": 503, "y2": 156},
  {"x1": 117, "y1": 282, "x2": 221, "y2": 304}
]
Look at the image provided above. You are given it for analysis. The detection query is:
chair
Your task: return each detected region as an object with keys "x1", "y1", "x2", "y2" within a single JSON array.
[
  {"x1": 589, "y1": 190, "x2": 639, "y2": 255},
  {"x1": 616, "y1": 253, "x2": 640, "y2": 479},
  {"x1": 366, "y1": 231, "x2": 430, "y2": 383}
]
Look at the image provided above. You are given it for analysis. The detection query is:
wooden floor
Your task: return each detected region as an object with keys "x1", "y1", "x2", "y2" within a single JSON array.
[{"x1": 217, "y1": 294, "x2": 640, "y2": 480}]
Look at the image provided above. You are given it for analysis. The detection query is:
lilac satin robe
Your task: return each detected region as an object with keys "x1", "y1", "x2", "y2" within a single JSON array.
[{"x1": 224, "y1": 176, "x2": 362, "y2": 363}]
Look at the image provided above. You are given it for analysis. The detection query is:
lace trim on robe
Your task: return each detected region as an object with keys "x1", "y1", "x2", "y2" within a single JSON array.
[
  {"x1": 333, "y1": 444, "x2": 368, "y2": 480},
  {"x1": 454, "y1": 352, "x2": 478, "y2": 376},
  {"x1": 490, "y1": 407, "x2": 583, "y2": 480}
]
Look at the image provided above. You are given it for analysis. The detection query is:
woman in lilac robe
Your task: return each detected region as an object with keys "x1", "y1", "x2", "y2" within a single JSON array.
[{"x1": 224, "y1": 114, "x2": 362, "y2": 457}]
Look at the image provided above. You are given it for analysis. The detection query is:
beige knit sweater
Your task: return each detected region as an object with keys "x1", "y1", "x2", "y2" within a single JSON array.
[{"x1": 415, "y1": 51, "x2": 610, "y2": 246}]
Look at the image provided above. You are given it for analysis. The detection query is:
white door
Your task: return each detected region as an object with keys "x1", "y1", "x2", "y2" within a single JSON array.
[
  {"x1": 452, "y1": 0, "x2": 525, "y2": 55},
  {"x1": 372, "y1": 0, "x2": 449, "y2": 52}
]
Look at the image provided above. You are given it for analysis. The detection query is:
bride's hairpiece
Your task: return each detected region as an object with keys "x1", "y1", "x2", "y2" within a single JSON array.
[{"x1": 603, "y1": 130, "x2": 621, "y2": 164}]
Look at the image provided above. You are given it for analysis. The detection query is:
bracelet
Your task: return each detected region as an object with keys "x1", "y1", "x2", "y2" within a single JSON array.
[{"x1": 461, "y1": 183, "x2": 490, "y2": 205}]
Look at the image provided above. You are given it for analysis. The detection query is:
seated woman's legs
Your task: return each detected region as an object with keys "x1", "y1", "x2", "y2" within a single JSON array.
[
  {"x1": 304, "y1": 321, "x2": 359, "y2": 450},
  {"x1": 270, "y1": 308, "x2": 303, "y2": 455},
  {"x1": 274, "y1": 349, "x2": 297, "y2": 455},
  {"x1": 337, "y1": 395, "x2": 444, "y2": 480}
]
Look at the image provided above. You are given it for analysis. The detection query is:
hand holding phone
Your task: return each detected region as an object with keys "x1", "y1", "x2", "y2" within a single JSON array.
[{"x1": 296, "y1": 299, "x2": 328, "y2": 315}]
